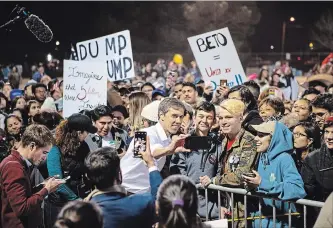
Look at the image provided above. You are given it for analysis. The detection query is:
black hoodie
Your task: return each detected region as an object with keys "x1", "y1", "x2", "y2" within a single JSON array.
[{"x1": 242, "y1": 110, "x2": 263, "y2": 136}]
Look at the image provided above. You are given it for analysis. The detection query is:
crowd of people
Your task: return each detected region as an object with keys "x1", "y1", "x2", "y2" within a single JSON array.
[{"x1": 0, "y1": 56, "x2": 333, "y2": 228}]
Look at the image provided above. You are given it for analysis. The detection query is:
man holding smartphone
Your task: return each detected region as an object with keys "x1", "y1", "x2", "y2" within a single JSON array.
[
  {"x1": 120, "y1": 98, "x2": 190, "y2": 194},
  {"x1": 170, "y1": 101, "x2": 223, "y2": 220},
  {"x1": 0, "y1": 124, "x2": 65, "y2": 228}
]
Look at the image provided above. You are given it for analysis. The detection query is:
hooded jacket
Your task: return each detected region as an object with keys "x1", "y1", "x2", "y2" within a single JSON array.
[
  {"x1": 253, "y1": 122, "x2": 306, "y2": 228},
  {"x1": 242, "y1": 110, "x2": 263, "y2": 136},
  {"x1": 169, "y1": 131, "x2": 222, "y2": 220}
]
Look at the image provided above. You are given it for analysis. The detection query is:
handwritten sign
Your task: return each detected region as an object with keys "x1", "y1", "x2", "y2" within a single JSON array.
[
  {"x1": 76, "y1": 30, "x2": 134, "y2": 82},
  {"x1": 188, "y1": 27, "x2": 246, "y2": 89},
  {"x1": 63, "y1": 60, "x2": 107, "y2": 118}
]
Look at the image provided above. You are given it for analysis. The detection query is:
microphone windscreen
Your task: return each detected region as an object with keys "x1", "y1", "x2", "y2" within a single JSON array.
[{"x1": 24, "y1": 14, "x2": 53, "y2": 43}]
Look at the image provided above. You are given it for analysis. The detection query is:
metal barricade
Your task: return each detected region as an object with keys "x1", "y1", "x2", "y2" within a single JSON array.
[{"x1": 196, "y1": 184, "x2": 324, "y2": 228}]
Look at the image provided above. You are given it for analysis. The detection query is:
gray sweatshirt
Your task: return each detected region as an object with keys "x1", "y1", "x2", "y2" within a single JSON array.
[{"x1": 170, "y1": 132, "x2": 223, "y2": 220}]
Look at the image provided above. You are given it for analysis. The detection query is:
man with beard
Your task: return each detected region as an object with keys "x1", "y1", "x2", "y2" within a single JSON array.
[
  {"x1": 170, "y1": 101, "x2": 222, "y2": 220},
  {"x1": 120, "y1": 98, "x2": 190, "y2": 194},
  {"x1": 32, "y1": 83, "x2": 47, "y2": 105}
]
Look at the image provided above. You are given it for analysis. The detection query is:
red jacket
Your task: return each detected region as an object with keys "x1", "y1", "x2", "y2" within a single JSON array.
[{"x1": 0, "y1": 150, "x2": 48, "y2": 228}]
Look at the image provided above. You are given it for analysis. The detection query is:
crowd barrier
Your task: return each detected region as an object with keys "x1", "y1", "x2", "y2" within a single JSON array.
[{"x1": 196, "y1": 184, "x2": 324, "y2": 228}]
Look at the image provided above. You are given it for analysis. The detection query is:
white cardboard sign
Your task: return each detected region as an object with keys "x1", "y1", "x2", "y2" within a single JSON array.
[
  {"x1": 63, "y1": 60, "x2": 108, "y2": 118},
  {"x1": 76, "y1": 30, "x2": 134, "y2": 82},
  {"x1": 188, "y1": 27, "x2": 246, "y2": 89}
]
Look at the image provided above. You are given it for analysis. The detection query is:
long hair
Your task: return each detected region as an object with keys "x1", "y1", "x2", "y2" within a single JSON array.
[
  {"x1": 157, "y1": 175, "x2": 200, "y2": 228},
  {"x1": 55, "y1": 119, "x2": 80, "y2": 156},
  {"x1": 128, "y1": 92, "x2": 151, "y2": 132},
  {"x1": 294, "y1": 121, "x2": 322, "y2": 151}
]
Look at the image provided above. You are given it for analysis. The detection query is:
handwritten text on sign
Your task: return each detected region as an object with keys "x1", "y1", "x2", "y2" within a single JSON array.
[
  {"x1": 63, "y1": 60, "x2": 107, "y2": 118},
  {"x1": 188, "y1": 27, "x2": 246, "y2": 89},
  {"x1": 76, "y1": 30, "x2": 134, "y2": 82}
]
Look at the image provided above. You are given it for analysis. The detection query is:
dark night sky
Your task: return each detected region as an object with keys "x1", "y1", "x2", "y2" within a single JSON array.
[{"x1": 0, "y1": 1, "x2": 333, "y2": 64}]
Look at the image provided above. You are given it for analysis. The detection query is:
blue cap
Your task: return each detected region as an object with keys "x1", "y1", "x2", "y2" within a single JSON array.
[
  {"x1": 152, "y1": 89, "x2": 165, "y2": 98},
  {"x1": 10, "y1": 89, "x2": 23, "y2": 101}
]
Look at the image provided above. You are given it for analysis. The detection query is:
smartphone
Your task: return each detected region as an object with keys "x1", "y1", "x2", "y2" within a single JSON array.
[
  {"x1": 133, "y1": 131, "x2": 147, "y2": 157},
  {"x1": 220, "y1": 79, "x2": 228, "y2": 87},
  {"x1": 62, "y1": 176, "x2": 71, "y2": 182},
  {"x1": 184, "y1": 136, "x2": 211, "y2": 150}
]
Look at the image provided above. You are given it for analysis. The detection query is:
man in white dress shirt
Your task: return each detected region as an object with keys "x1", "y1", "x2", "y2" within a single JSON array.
[{"x1": 120, "y1": 98, "x2": 190, "y2": 194}]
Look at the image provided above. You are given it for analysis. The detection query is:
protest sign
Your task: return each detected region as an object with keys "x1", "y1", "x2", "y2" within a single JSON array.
[
  {"x1": 63, "y1": 60, "x2": 107, "y2": 118},
  {"x1": 188, "y1": 27, "x2": 246, "y2": 89},
  {"x1": 76, "y1": 30, "x2": 134, "y2": 82}
]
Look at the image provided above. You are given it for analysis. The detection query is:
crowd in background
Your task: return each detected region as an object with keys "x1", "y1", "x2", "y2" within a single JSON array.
[{"x1": 0, "y1": 54, "x2": 333, "y2": 228}]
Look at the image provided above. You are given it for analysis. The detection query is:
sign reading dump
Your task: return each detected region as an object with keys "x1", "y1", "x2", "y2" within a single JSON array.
[
  {"x1": 63, "y1": 60, "x2": 107, "y2": 118},
  {"x1": 188, "y1": 27, "x2": 246, "y2": 89},
  {"x1": 76, "y1": 30, "x2": 134, "y2": 81}
]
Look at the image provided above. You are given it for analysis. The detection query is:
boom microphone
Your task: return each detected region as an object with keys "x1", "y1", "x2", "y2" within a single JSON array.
[{"x1": 24, "y1": 14, "x2": 53, "y2": 43}]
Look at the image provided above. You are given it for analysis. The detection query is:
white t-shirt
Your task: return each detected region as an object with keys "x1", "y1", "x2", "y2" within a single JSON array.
[{"x1": 120, "y1": 122, "x2": 171, "y2": 194}]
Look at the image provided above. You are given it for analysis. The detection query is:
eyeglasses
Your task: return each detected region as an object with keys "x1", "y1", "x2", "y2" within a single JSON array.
[{"x1": 294, "y1": 132, "x2": 307, "y2": 138}]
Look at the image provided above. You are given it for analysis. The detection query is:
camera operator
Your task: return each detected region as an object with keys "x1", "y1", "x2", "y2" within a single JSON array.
[{"x1": 170, "y1": 101, "x2": 222, "y2": 220}]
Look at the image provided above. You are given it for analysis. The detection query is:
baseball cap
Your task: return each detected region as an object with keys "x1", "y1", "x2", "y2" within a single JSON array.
[
  {"x1": 68, "y1": 113, "x2": 97, "y2": 134},
  {"x1": 324, "y1": 116, "x2": 333, "y2": 129},
  {"x1": 252, "y1": 121, "x2": 276, "y2": 134},
  {"x1": 152, "y1": 89, "x2": 165, "y2": 98},
  {"x1": 141, "y1": 100, "x2": 161, "y2": 122},
  {"x1": 10, "y1": 89, "x2": 23, "y2": 101}
]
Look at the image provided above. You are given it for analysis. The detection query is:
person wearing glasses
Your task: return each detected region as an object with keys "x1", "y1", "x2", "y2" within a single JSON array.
[
  {"x1": 301, "y1": 117, "x2": 333, "y2": 202},
  {"x1": 292, "y1": 121, "x2": 321, "y2": 172},
  {"x1": 301, "y1": 117, "x2": 333, "y2": 227},
  {"x1": 311, "y1": 94, "x2": 333, "y2": 131},
  {"x1": 243, "y1": 121, "x2": 306, "y2": 228}
]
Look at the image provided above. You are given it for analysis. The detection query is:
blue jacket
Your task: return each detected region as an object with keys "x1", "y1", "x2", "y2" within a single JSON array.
[
  {"x1": 253, "y1": 122, "x2": 306, "y2": 228},
  {"x1": 90, "y1": 170, "x2": 162, "y2": 228},
  {"x1": 47, "y1": 146, "x2": 79, "y2": 200}
]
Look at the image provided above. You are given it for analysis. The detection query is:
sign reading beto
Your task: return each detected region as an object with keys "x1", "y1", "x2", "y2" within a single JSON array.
[
  {"x1": 76, "y1": 30, "x2": 134, "y2": 82},
  {"x1": 63, "y1": 60, "x2": 107, "y2": 118},
  {"x1": 188, "y1": 27, "x2": 246, "y2": 88}
]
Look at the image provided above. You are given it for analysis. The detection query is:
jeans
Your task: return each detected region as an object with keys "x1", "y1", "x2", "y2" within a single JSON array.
[{"x1": 44, "y1": 198, "x2": 66, "y2": 228}]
